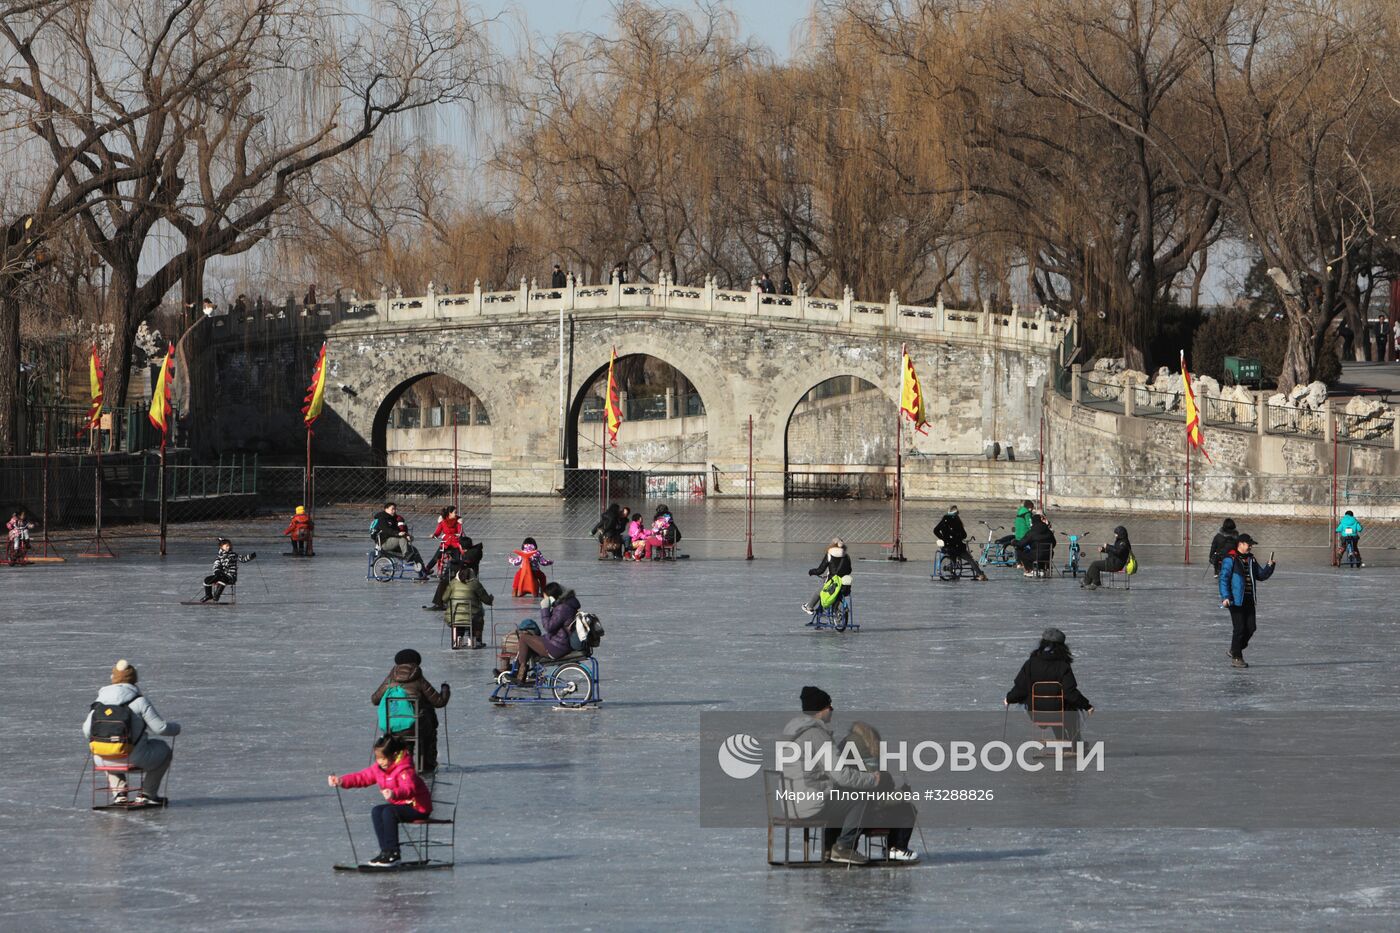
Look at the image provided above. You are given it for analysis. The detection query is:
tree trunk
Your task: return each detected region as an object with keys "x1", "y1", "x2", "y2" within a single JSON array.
[
  {"x1": 104, "y1": 265, "x2": 141, "y2": 410},
  {"x1": 1277, "y1": 297, "x2": 1317, "y2": 394},
  {"x1": 0, "y1": 285, "x2": 19, "y2": 455}
]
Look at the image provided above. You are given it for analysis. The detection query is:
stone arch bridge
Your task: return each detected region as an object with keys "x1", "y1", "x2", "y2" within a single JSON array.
[{"x1": 305, "y1": 276, "x2": 1068, "y2": 495}]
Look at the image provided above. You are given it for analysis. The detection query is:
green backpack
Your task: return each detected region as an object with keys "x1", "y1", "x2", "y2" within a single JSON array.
[
  {"x1": 818, "y1": 575, "x2": 844, "y2": 608},
  {"x1": 377, "y1": 685, "x2": 417, "y2": 734}
]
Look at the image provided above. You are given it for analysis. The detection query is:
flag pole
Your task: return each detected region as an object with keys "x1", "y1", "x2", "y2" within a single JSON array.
[
  {"x1": 1184, "y1": 427, "x2": 1191, "y2": 565},
  {"x1": 746, "y1": 414, "x2": 754, "y2": 561},
  {"x1": 600, "y1": 435, "x2": 607, "y2": 517},
  {"x1": 452, "y1": 406, "x2": 459, "y2": 505},
  {"x1": 305, "y1": 426, "x2": 315, "y2": 557},
  {"x1": 891, "y1": 343, "x2": 905, "y2": 562},
  {"x1": 158, "y1": 442, "x2": 167, "y2": 557}
]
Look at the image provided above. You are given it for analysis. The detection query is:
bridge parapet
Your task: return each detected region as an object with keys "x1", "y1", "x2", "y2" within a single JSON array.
[{"x1": 328, "y1": 273, "x2": 1067, "y2": 347}]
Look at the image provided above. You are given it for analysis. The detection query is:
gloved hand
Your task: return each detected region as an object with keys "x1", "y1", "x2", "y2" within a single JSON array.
[
  {"x1": 440, "y1": 683, "x2": 451, "y2": 700},
  {"x1": 540, "y1": 596, "x2": 554, "y2": 609},
  {"x1": 246, "y1": 552, "x2": 256, "y2": 560},
  {"x1": 807, "y1": 568, "x2": 819, "y2": 576}
]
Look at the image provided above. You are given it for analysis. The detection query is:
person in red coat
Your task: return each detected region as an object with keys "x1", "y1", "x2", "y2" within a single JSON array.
[
  {"x1": 423, "y1": 506, "x2": 462, "y2": 576},
  {"x1": 282, "y1": 506, "x2": 314, "y2": 556}
]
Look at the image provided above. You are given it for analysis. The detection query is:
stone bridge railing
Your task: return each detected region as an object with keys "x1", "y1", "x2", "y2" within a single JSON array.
[{"x1": 199, "y1": 274, "x2": 1069, "y2": 349}]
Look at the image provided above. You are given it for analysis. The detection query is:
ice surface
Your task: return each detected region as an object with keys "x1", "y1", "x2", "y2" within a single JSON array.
[{"x1": 2, "y1": 504, "x2": 1398, "y2": 931}]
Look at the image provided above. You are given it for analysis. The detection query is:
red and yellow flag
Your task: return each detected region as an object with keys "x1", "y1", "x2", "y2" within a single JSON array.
[
  {"x1": 1181, "y1": 350, "x2": 1211, "y2": 463},
  {"x1": 604, "y1": 347, "x2": 622, "y2": 447},
  {"x1": 302, "y1": 342, "x2": 328, "y2": 427},
  {"x1": 83, "y1": 345, "x2": 104, "y2": 432},
  {"x1": 148, "y1": 344, "x2": 175, "y2": 447},
  {"x1": 900, "y1": 345, "x2": 929, "y2": 434}
]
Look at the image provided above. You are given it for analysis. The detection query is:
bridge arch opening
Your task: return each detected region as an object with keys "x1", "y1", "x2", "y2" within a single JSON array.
[
  {"x1": 783, "y1": 376, "x2": 898, "y2": 498},
  {"x1": 566, "y1": 354, "x2": 708, "y2": 475},
  {"x1": 371, "y1": 373, "x2": 492, "y2": 471}
]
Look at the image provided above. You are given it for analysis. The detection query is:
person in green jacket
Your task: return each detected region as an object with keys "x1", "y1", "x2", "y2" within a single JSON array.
[
  {"x1": 444, "y1": 565, "x2": 494, "y2": 649},
  {"x1": 997, "y1": 500, "x2": 1036, "y2": 566}
]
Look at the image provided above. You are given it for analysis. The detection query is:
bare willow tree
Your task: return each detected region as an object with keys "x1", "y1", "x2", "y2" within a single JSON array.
[
  {"x1": 1174, "y1": 0, "x2": 1400, "y2": 389},
  {"x1": 0, "y1": 0, "x2": 489, "y2": 412},
  {"x1": 497, "y1": 1, "x2": 756, "y2": 284}
]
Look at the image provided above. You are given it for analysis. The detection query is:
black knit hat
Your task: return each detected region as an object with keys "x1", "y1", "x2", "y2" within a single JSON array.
[
  {"x1": 1041, "y1": 627, "x2": 1066, "y2": 644},
  {"x1": 800, "y1": 685, "x2": 832, "y2": 713},
  {"x1": 394, "y1": 648, "x2": 422, "y2": 666}
]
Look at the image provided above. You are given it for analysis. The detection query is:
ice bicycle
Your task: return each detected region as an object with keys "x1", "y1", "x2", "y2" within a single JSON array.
[
  {"x1": 806, "y1": 577, "x2": 857, "y2": 632},
  {"x1": 366, "y1": 547, "x2": 428, "y2": 583},
  {"x1": 490, "y1": 613, "x2": 605, "y2": 708}
]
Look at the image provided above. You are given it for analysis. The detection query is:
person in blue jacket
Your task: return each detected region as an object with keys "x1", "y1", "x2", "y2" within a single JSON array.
[
  {"x1": 1335, "y1": 511, "x2": 1364, "y2": 567},
  {"x1": 1219, "y1": 534, "x2": 1276, "y2": 669}
]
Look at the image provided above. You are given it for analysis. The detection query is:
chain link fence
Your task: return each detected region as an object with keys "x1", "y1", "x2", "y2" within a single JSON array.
[{"x1": 7, "y1": 456, "x2": 1400, "y2": 564}]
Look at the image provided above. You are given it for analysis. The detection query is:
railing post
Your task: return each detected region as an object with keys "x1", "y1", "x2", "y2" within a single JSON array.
[
  {"x1": 379, "y1": 285, "x2": 391, "y2": 323},
  {"x1": 796, "y1": 281, "x2": 808, "y2": 319},
  {"x1": 427, "y1": 280, "x2": 438, "y2": 319},
  {"x1": 748, "y1": 277, "x2": 760, "y2": 316},
  {"x1": 981, "y1": 298, "x2": 993, "y2": 335},
  {"x1": 704, "y1": 273, "x2": 715, "y2": 312},
  {"x1": 1071, "y1": 363, "x2": 1082, "y2": 404},
  {"x1": 841, "y1": 284, "x2": 853, "y2": 323},
  {"x1": 886, "y1": 290, "x2": 899, "y2": 329},
  {"x1": 566, "y1": 272, "x2": 577, "y2": 311},
  {"x1": 1393, "y1": 405, "x2": 1400, "y2": 451},
  {"x1": 1257, "y1": 392, "x2": 1269, "y2": 436},
  {"x1": 473, "y1": 278, "x2": 483, "y2": 315},
  {"x1": 657, "y1": 270, "x2": 669, "y2": 309},
  {"x1": 1123, "y1": 381, "x2": 1136, "y2": 417},
  {"x1": 611, "y1": 268, "x2": 622, "y2": 306},
  {"x1": 520, "y1": 277, "x2": 529, "y2": 314},
  {"x1": 935, "y1": 294, "x2": 946, "y2": 332},
  {"x1": 1323, "y1": 399, "x2": 1334, "y2": 443}
]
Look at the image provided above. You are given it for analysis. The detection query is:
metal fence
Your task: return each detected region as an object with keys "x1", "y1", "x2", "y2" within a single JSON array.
[{"x1": 8, "y1": 457, "x2": 1400, "y2": 564}]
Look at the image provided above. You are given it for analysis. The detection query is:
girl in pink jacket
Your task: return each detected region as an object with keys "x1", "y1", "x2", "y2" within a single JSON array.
[{"x1": 327, "y1": 736, "x2": 432, "y2": 867}]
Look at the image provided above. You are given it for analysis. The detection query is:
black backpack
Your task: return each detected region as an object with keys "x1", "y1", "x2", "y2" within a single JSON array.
[{"x1": 89, "y1": 700, "x2": 137, "y2": 757}]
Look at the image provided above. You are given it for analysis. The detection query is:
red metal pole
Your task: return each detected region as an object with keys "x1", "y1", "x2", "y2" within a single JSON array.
[
  {"x1": 1038, "y1": 411, "x2": 1045, "y2": 512},
  {"x1": 305, "y1": 428, "x2": 315, "y2": 557},
  {"x1": 1332, "y1": 430, "x2": 1339, "y2": 566},
  {"x1": 892, "y1": 351, "x2": 904, "y2": 561},
  {"x1": 1184, "y1": 430, "x2": 1191, "y2": 565},
  {"x1": 600, "y1": 437, "x2": 607, "y2": 517},
  {"x1": 158, "y1": 444, "x2": 167, "y2": 557},
  {"x1": 746, "y1": 414, "x2": 754, "y2": 561},
  {"x1": 40, "y1": 408, "x2": 52, "y2": 556}
]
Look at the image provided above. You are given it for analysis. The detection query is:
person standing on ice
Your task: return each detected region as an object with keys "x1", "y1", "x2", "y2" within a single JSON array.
[
  {"x1": 83, "y1": 660, "x2": 181, "y2": 806},
  {"x1": 1219, "y1": 533, "x2": 1275, "y2": 669}
]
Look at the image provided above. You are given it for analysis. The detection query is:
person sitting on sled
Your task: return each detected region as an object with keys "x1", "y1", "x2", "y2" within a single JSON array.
[
  {"x1": 801, "y1": 538, "x2": 852, "y2": 615},
  {"x1": 509, "y1": 537, "x2": 552, "y2": 597},
  {"x1": 6, "y1": 508, "x2": 34, "y2": 563},
  {"x1": 622, "y1": 514, "x2": 644, "y2": 558},
  {"x1": 633, "y1": 513, "x2": 670, "y2": 560},
  {"x1": 282, "y1": 506, "x2": 314, "y2": 556},
  {"x1": 371, "y1": 648, "x2": 450, "y2": 772},
  {"x1": 445, "y1": 565, "x2": 493, "y2": 648},
  {"x1": 327, "y1": 735, "x2": 432, "y2": 868},
  {"x1": 83, "y1": 659, "x2": 181, "y2": 806},
  {"x1": 423, "y1": 505, "x2": 463, "y2": 576},
  {"x1": 202, "y1": 538, "x2": 255, "y2": 602},
  {"x1": 370, "y1": 502, "x2": 427, "y2": 578}
]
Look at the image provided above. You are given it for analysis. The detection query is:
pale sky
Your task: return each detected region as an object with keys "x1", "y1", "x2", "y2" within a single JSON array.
[{"x1": 502, "y1": 0, "x2": 817, "y2": 57}]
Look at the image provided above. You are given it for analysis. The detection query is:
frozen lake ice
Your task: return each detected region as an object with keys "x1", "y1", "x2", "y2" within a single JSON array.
[{"x1": 3, "y1": 503, "x2": 1399, "y2": 931}]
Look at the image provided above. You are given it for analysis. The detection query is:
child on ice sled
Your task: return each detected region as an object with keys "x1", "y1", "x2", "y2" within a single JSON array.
[
  {"x1": 202, "y1": 538, "x2": 255, "y2": 602},
  {"x1": 508, "y1": 537, "x2": 552, "y2": 597},
  {"x1": 282, "y1": 506, "x2": 314, "y2": 556},
  {"x1": 327, "y1": 735, "x2": 432, "y2": 868}
]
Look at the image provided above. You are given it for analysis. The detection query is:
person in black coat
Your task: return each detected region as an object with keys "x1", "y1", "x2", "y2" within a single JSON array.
[
  {"x1": 933, "y1": 505, "x2": 988, "y2": 580},
  {"x1": 550, "y1": 264, "x2": 567, "y2": 289},
  {"x1": 1082, "y1": 525, "x2": 1130, "y2": 589},
  {"x1": 1005, "y1": 628, "x2": 1093, "y2": 743},
  {"x1": 801, "y1": 539, "x2": 852, "y2": 614},
  {"x1": 591, "y1": 503, "x2": 625, "y2": 559},
  {"x1": 426, "y1": 536, "x2": 484, "y2": 611},
  {"x1": 1016, "y1": 513, "x2": 1056, "y2": 575},
  {"x1": 1208, "y1": 518, "x2": 1237, "y2": 576}
]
